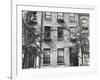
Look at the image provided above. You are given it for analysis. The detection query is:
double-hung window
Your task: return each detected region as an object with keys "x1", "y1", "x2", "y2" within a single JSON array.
[
  {"x1": 69, "y1": 13, "x2": 75, "y2": 22},
  {"x1": 57, "y1": 13, "x2": 64, "y2": 23},
  {"x1": 57, "y1": 13, "x2": 63, "y2": 20},
  {"x1": 45, "y1": 12, "x2": 51, "y2": 21},
  {"x1": 57, "y1": 48, "x2": 64, "y2": 65}
]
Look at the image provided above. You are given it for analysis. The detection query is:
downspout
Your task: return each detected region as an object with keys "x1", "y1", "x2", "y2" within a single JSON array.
[{"x1": 39, "y1": 12, "x2": 43, "y2": 68}]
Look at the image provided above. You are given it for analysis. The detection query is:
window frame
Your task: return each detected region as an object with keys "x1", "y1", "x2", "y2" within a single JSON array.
[
  {"x1": 80, "y1": 17, "x2": 88, "y2": 27},
  {"x1": 70, "y1": 27, "x2": 76, "y2": 38},
  {"x1": 57, "y1": 48, "x2": 64, "y2": 65},
  {"x1": 43, "y1": 48, "x2": 51, "y2": 65},
  {"x1": 57, "y1": 27, "x2": 64, "y2": 40},
  {"x1": 44, "y1": 26, "x2": 51, "y2": 39},
  {"x1": 70, "y1": 27, "x2": 77, "y2": 42},
  {"x1": 57, "y1": 12, "x2": 64, "y2": 20},
  {"x1": 69, "y1": 13, "x2": 75, "y2": 22},
  {"x1": 28, "y1": 11, "x2": 37, "y2": 22},
  {"x1": 45, "y1": 12, "x2": 52, "y2": 21}
]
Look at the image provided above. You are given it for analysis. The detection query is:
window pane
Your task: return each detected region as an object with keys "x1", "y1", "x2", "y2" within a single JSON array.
[
  {"x1": 46, "y1": 16, "x2": 51, "y2": 19},
  {"x1": 58, "y1": 49, "x2": 63, "y2": 56},
  {"x1": 81, "y1": 19, "x2": 88, "y2": 27},
  {"x1": 58, "y1": 56, "x2": 64, "y2": 63},
  {"x1": 46, "y1": 12, "x2": 51, "y2": 15}
]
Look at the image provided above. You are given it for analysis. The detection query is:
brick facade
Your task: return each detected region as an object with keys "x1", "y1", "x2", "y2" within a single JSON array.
[{"x1": 22, "y1": 11, "x2": 89, "y2": 68}]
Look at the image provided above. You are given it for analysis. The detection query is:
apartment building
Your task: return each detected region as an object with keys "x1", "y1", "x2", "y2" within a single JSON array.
[{"x1": 22, "y1": 11, "x2": 89, "y2": 69}]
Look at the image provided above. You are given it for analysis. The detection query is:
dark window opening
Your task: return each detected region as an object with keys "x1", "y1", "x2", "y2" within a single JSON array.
[
  {"x1": 58, "y1": 27, "x2": 64, "y2": 40},
  {"x1": 82, "y1": 27, "x2": 88, "y2": 30},
  {"x1": 27, "y1": 11, "x2": 37, "y2": 26},
  {"x1": 43, "y1": 48, "x2": 50, "y2": 64},
  {"x1": 69, "y1": 47, "x2": 78, "y2": 66},
  {"x1": 44, "y1": 26, "x2": 51, "y2": 41}
]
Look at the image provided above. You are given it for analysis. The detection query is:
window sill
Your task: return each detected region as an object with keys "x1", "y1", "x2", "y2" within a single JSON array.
[
  {"x1": 45, "y1": 19, "x2": 51, "y2": 21},
  {"x1": 57, "y1": 63, "x2": 65, "y2": 65},
  {"x1": 43, "y1": 64, "x2": 51, "y2": 66},
  {"x1": 69, "y1": 21, "x2": 75, "y2": 23},
  {"x1": 57, "y1": 38, "x2": 64, "y2": 41}
]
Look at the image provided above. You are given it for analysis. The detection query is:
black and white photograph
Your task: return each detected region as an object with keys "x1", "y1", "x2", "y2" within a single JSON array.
[
  {"x1": 10, "y1": 1, "x2": 97, "y2": 80},
  {"x1": 0, "y1": 0, "x2": 99, "y2": 79},
  {"x1": 22, "y1": 10, "x2": 90, "y2": 69}
]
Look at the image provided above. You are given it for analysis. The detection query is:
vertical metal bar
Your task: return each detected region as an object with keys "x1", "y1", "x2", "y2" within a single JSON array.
[{"x1": 39, "y1": 12, "x2": 43, "y2": 68}]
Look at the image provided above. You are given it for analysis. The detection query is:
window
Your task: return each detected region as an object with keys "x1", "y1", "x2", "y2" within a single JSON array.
[
  {"x1": 80, "y1": 15, "x2": 89, "y2": 35},
  {"x1": 81, "y1": 19, "x2": 88, "y2": 27},
  {"x1": 69, "y1": 13, "x2": 75, "y2": 22},
  {"x1": 29, "y1": 12, "x2": 36, "y2": 20},
  {"x1": 44, "y1": 26, "x2": 51, "y2": 41},
  {"x1": 28, "y1": 11, "x2": 37, "y2": 26},
  {"x1": 43, "y1": 48, "x2": 51, "y2": 64},
  {"x1": 22, "y1": 29, "x2": 25, "y2": 45},
  {"x1": 57, "y1": 13, "x2": 64, "y2": 23},
  {"x1": 82, "y1": 27, "x2": 88, "y2": 30},
  {"x1": 57, "y1": 27, "x2": 64, "y2": 40},
  {"x1": 83, "y1": 52, "x2": 90, "y2": 66},
  {"x1": 80, "y1": 15, "x2": 89, "y2": 27},
  {"x1": 70, "y1": 27, "x2": 76, "y2": 33},
  {"x1": 57, "y1": 13, "x2": 63, "y2": 19},
  {"x1": 45, "y1": 12, "x2": 51, "y2": 21},
  {"x1": 57, "y1": 48, "x2": 64, "y2": 64},
  {"x1": 28, "y1": 11, "x2": 37, "y2": 21},
  {"x1": 70, "y1": 27, "x2": 77, "y2": 42},
  {"x1": 70, "y1": 47, "x2": 78, "y2": 66},
  {"x1": 81, "y1": 19, "x2": 87, "y2": 27}
]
